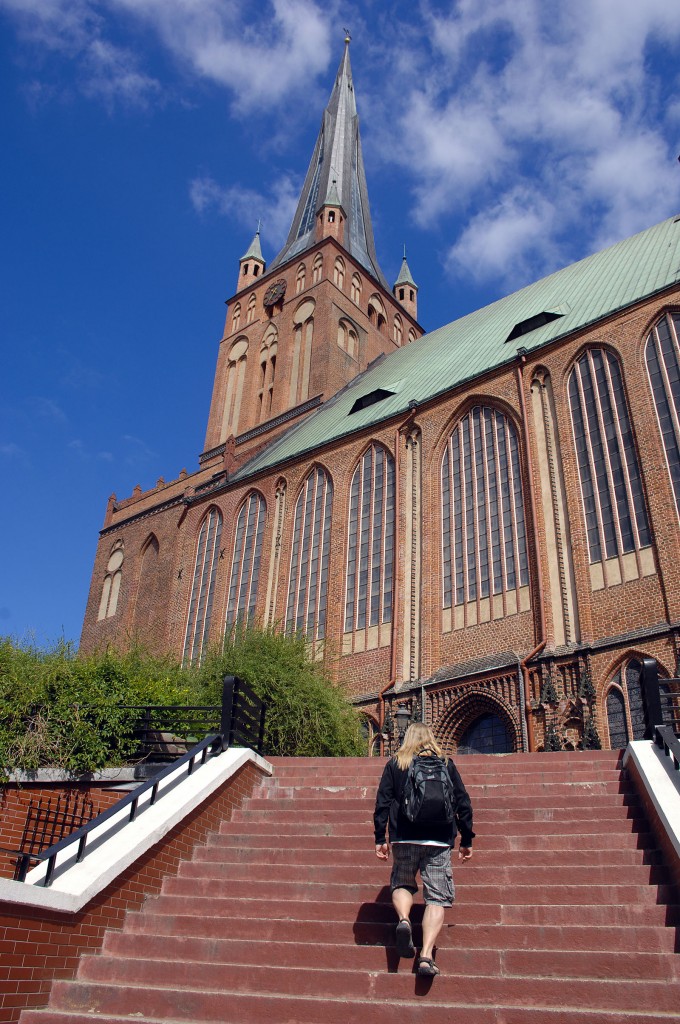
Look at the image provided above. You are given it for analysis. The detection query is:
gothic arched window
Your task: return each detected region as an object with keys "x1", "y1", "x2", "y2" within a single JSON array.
[
  {"x1": 337, "y1": 318, "x2": 357, "y2": 359},
  {"x1": 393, "y1": 315, "x2": 403, "y2": 346},
  {"x1": 351, "y1": 273, "x2": 362, "y2": 305},
  {"x1": 231, "y1": 303, "x2": 241, "y2": 333},
  {"x1": 408, "y1": 328, "x2": 417, "y2": 344},
  {"x1": 182, "y1": 508, "x2": 222, "y2": 665},
  {"x1": 246, "y1": 294, "x2": 256, "y2": 324},
  {"x1": 345, "y1": 444, "x2": 395, "y2": 633},
  {"x1": 289, "y1": 299, "x2": 315, "y2": 406},
  {"x1": 442, "y1": 406, "x2": 529, "y2": 608},
  {"x1": 259, "y1": 326, "x2": 278, "y2": 421},
  {"x1": 285, "y1": 467, "x2": 333, "y2": 639},
  {"x1": 223, "y1": 337, "x2": 248, "y2": 437},
  {"x1": 568, "y1": 348, "x2": 651, "y2": 563},
  {"x1": 226, "y1": 492, "x2": 266, "y2": 629},
  {"x1": 334, "y1": 257, "x2": 345, "y2": 290},
  {"x1": 296, "y1": 262, "x2": 306, "y2": 294},
  {"x1": 645, "y1": 312, "x2": 680, "y2": 518},
  {"x1": 312, "y1": 253, "x2": 323, "y2": 284},
  {"x1": 97, "y1": 540, "x2": 124, "y2": 620}
]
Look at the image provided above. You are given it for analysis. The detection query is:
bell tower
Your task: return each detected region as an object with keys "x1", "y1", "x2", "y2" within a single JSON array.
[{"x1": 201, "y1": 38, "x2": 423, "y2": 467}]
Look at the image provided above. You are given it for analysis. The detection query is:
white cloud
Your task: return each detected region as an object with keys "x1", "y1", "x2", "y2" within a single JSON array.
[
  {"x1": 380, "y1": 0, "x2": 680, "y2": 286},
  {"x1": 0, "y1": 0, "x2": 333, "y2": 113},
  {"x1": 0, "y1": 442, "x2": 27, "y2": 459},
  {"x1": 190, "y1": 174, "x2": 299, "y2": 250}
]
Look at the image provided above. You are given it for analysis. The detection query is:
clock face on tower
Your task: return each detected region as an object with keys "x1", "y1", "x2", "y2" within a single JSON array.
[{"x1": 263, "y1": 278, "x2": 287, "y2": 309}]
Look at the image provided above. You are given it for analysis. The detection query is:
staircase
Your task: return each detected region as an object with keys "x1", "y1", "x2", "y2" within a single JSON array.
[{"x1": 20, "y1": 751, "x2": 680, "y2": 1024}]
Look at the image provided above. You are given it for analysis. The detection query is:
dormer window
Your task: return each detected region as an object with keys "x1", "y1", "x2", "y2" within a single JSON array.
[
  {"x1": 506, "y1": 310, "x2": 563, "y2": 342},
  {"x1": 350, "y1": 387, "x2": 395, "y2": 414}
]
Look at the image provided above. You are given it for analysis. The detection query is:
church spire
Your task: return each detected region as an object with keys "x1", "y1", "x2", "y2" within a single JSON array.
[{"x1": 267, "y1": 38, "x2": 388, "y2": 290}]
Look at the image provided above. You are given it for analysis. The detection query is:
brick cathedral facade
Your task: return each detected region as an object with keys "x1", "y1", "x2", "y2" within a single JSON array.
[{"x1": 81, "y1": 42, "x2": 680, "y2": 755}]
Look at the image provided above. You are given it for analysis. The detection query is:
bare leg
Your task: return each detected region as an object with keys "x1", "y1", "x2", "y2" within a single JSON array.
[
  {"x1": 392, "y1": 887, "x2": 414, "y2": 923},
  {"x1": 420, "y1": 904, "x2": 445, "y2": 961}
]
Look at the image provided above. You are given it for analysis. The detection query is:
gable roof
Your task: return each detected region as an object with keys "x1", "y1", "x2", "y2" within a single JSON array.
[{"x1": 232, "y1": 214, "x2": 680, "y2": 482}]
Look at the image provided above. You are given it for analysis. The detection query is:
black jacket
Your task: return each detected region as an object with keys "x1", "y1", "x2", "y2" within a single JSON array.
[{"x1": 373, "y1": 756, "x2": 475, "y2": 848}]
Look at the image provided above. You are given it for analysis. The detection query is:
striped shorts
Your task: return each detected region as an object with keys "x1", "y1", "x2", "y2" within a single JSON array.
[{"x1": 390, "y1": 843, "x2": 455, "y2": 907}]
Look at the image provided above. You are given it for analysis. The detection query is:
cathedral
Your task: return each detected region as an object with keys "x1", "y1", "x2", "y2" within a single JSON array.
[{"x1": 80, "y1": 40, "x2": 680, "y2": 755}]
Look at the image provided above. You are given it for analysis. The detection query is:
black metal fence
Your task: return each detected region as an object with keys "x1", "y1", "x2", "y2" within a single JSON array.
[
  {"x1": 5, "y1": 675, "x2": 266, "y2": 885},
  {"x1": 640, "y1": 657, "x2": 680, "y2": 738}
]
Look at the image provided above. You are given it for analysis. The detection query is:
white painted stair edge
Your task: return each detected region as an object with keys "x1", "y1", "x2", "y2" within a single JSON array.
[{"x1": 624, "y1": 739, "x2": 680, "y2": 863}]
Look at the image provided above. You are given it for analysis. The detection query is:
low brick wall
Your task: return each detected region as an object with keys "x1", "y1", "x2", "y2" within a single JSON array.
[
  {"x1": 0, "y1": 760, "x2": 264, "y2": 1024},
  {"x1": 0, "y1": 786, "x2": 125, "y2": 881}
]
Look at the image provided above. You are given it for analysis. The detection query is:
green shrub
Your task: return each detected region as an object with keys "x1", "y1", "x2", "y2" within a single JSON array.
[
  {"x1": 196, "y1": 626, "x2": 364, "y2": 757},
  {"x1": 0, "y1": 627, "x2": 364, "y2": 776}
]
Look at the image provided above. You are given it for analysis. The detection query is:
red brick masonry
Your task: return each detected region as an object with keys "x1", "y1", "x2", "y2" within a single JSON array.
[{"x1": 0, "y1": 761, "x2": 264, "y2": 1024}]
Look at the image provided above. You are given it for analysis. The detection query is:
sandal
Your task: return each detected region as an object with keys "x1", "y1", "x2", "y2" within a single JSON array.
[
  {"x1": 417, "y1": 956, "x2": 440, "y2": 977},
  {"x1": 395, "y1": 918, "x2": 415, "y2": 958}
]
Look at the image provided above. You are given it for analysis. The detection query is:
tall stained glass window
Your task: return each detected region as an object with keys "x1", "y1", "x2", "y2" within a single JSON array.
[
  {"x1": 645, "y1": 313, "x2": 680, "y2": 517},
  {"x1": 226, "y1": 493, "x2": 266, "y2": 629},
  {"x1": 285, "y1": 468, "x2": 333, "y2": 639},
  {"x1": 442, "y1": 406, "x2": 529, "y2": 607},
  {"x1": 345, "y1": 445, "x2": 395, "y2": 632},
  {"x1": 183, "y1": 508, "x2": 222, "y2": 665},
  {"x1": 568, "y1": 348, "x2": 650, "y2": 563}
]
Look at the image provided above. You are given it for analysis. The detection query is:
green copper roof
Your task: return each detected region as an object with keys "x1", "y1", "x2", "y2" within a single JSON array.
[
  {"x1": 232, "y1": 214, "x2": 680, "y2": 482},
  {"x1": 241, "y1": 230, "x2": 264, "y2": 263}
]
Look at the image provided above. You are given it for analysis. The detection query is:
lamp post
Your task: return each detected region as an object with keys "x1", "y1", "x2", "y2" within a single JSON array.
[{"x1": 395, "y1": 705, "x2": 411, "y2": 745}]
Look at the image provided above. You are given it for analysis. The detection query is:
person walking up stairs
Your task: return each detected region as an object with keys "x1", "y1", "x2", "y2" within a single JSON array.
[{"x1": 19, "y1": 750, "x2": 680, "y2": 1024}]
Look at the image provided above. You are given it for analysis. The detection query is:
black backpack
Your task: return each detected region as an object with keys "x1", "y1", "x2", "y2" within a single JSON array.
[{"x1": 402, "y1": 753, "x2": 456, "y2": 825}]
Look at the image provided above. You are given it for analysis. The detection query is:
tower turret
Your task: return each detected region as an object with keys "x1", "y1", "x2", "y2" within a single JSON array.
[
  {"x1": 393, "y1": 250, "x2": 418, "y2": 322},
  {"x1": 237, "y1": 229, "x2": 265, "y2": 292}
]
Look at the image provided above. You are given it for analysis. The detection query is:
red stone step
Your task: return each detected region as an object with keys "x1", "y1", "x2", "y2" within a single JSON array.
[
  {"x1": 145, "y1": 892, "x2": 679, "y2": 927},
  {"x1": 221, "y1": 816, "x2": 649, "y2": 835},
  {"x1": 77, "y1": 944, "x2": 680, "y2": 988},
  {"x1": 43, "y1": 969, "x2": 680, "y2": 1014},
  {"x1": 116, "y1": 915, "x2": 680, "y2": 954},
  {"x1": 19, "y1": 1002, "x2": 679, "y2": 1024},
  {"x1": 245, "y1": 793, "x2": 640, "y2": 811},
  {"x1": 213, "y1": 829, "x2": 659, "y2": 850},
  {"x1": 199, "y1": 841, "x2": 662, "y2": 867},
  {"x1": 180, "y1": 858, "x2": 668, "y2": 888}
]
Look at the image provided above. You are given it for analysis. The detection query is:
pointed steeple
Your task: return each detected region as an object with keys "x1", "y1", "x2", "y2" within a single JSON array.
[
  {"x1": 237, "y1": 227, "x2": 265, "y2": 291},
  {"x1": 267, "y1": 38, "x2": 389, "y2": 290},
  {"x1": 393, "y1": 247, "x2": 418, "y2": 320}
]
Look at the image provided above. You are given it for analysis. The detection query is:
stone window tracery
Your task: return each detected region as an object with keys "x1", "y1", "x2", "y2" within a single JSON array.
[
  {"x1": 182, "y1": 508, "x2": 222, "y2": 665},
  {"x1": 441, "y1": 406, "x2": 529, "y2": 609},
  {"x1": 568, "y1": 348, "x2": 650, "y2": 563},
  {"x1": 285, "y1": 467, "x2": 333, "y2": 640},
  {"x1": 645, "y1": 312, "x2": 680, "y2": 518},
  {"x1": 226, "y1": 492, "x2": 266, "y2": 629},
  {"x1": 344, "y1": 444, "x2": 395, "y2": 633}
]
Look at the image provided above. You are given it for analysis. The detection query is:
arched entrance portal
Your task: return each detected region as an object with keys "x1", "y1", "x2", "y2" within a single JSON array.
[{"x1": 457, "y1": 713, "x2": 514, "y2": 755}]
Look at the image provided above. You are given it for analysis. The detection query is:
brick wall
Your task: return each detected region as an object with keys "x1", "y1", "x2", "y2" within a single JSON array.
[{"x1": 0, "y1": 760, "x2": 264, "y2": 1024}]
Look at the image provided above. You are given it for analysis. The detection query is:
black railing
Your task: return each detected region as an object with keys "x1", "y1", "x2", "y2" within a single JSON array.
[
  {"x1": 640, "y1": 657, "x2": 680, "y2": 738},
  {"x1": 9, "y1": 674, "x2": 266, "y2": 886},
  {"x1": 654, "y1": 724, "x2": 680, "y2": 775}
]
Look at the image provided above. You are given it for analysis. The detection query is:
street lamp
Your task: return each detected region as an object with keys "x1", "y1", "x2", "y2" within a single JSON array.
[{"x1": 395, "y1": 705, "x2": 411, "y2": 744}]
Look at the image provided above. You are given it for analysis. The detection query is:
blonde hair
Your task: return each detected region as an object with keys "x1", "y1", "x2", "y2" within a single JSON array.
[{"x1": 394, "y1": 722, "x2": 443, "y2": 770}]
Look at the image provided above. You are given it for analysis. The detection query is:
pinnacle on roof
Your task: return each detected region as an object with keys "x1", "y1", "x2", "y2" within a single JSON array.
[
  {"x1": 394, "y1": 251, "x2": 417, "y2": 290},
  {"x1": 241, "y1": 229, "x2": 264, "y2": 263},
  {"x1": 267, "y1": 39, "x2": 389, "y2": 290}
]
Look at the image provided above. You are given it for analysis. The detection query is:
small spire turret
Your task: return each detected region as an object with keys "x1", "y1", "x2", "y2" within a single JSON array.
[
  {"x1": 393, "y1": 248, "x2": 418, "y2": 320},
  {"x1": 238, "y1": 228, "x2": 265, "y2": 291}
]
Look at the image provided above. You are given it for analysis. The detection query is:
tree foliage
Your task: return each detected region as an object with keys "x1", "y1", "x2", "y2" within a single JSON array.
[{"x1": 0, "y1": 628, "x2": 364, "y2": 777}]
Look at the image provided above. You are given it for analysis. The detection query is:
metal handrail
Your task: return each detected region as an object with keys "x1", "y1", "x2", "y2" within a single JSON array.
[
  {"x1": 14, "y1": 732, "x2": 224, "y2": 885},
  {"x1": 654, "y1": 724, "x2": 680, "y2": 774}
]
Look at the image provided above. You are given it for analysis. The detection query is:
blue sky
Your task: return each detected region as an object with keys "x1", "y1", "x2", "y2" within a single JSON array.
[{"x1": 2, "y1": 0, "x2": 680, "y2": 647}]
